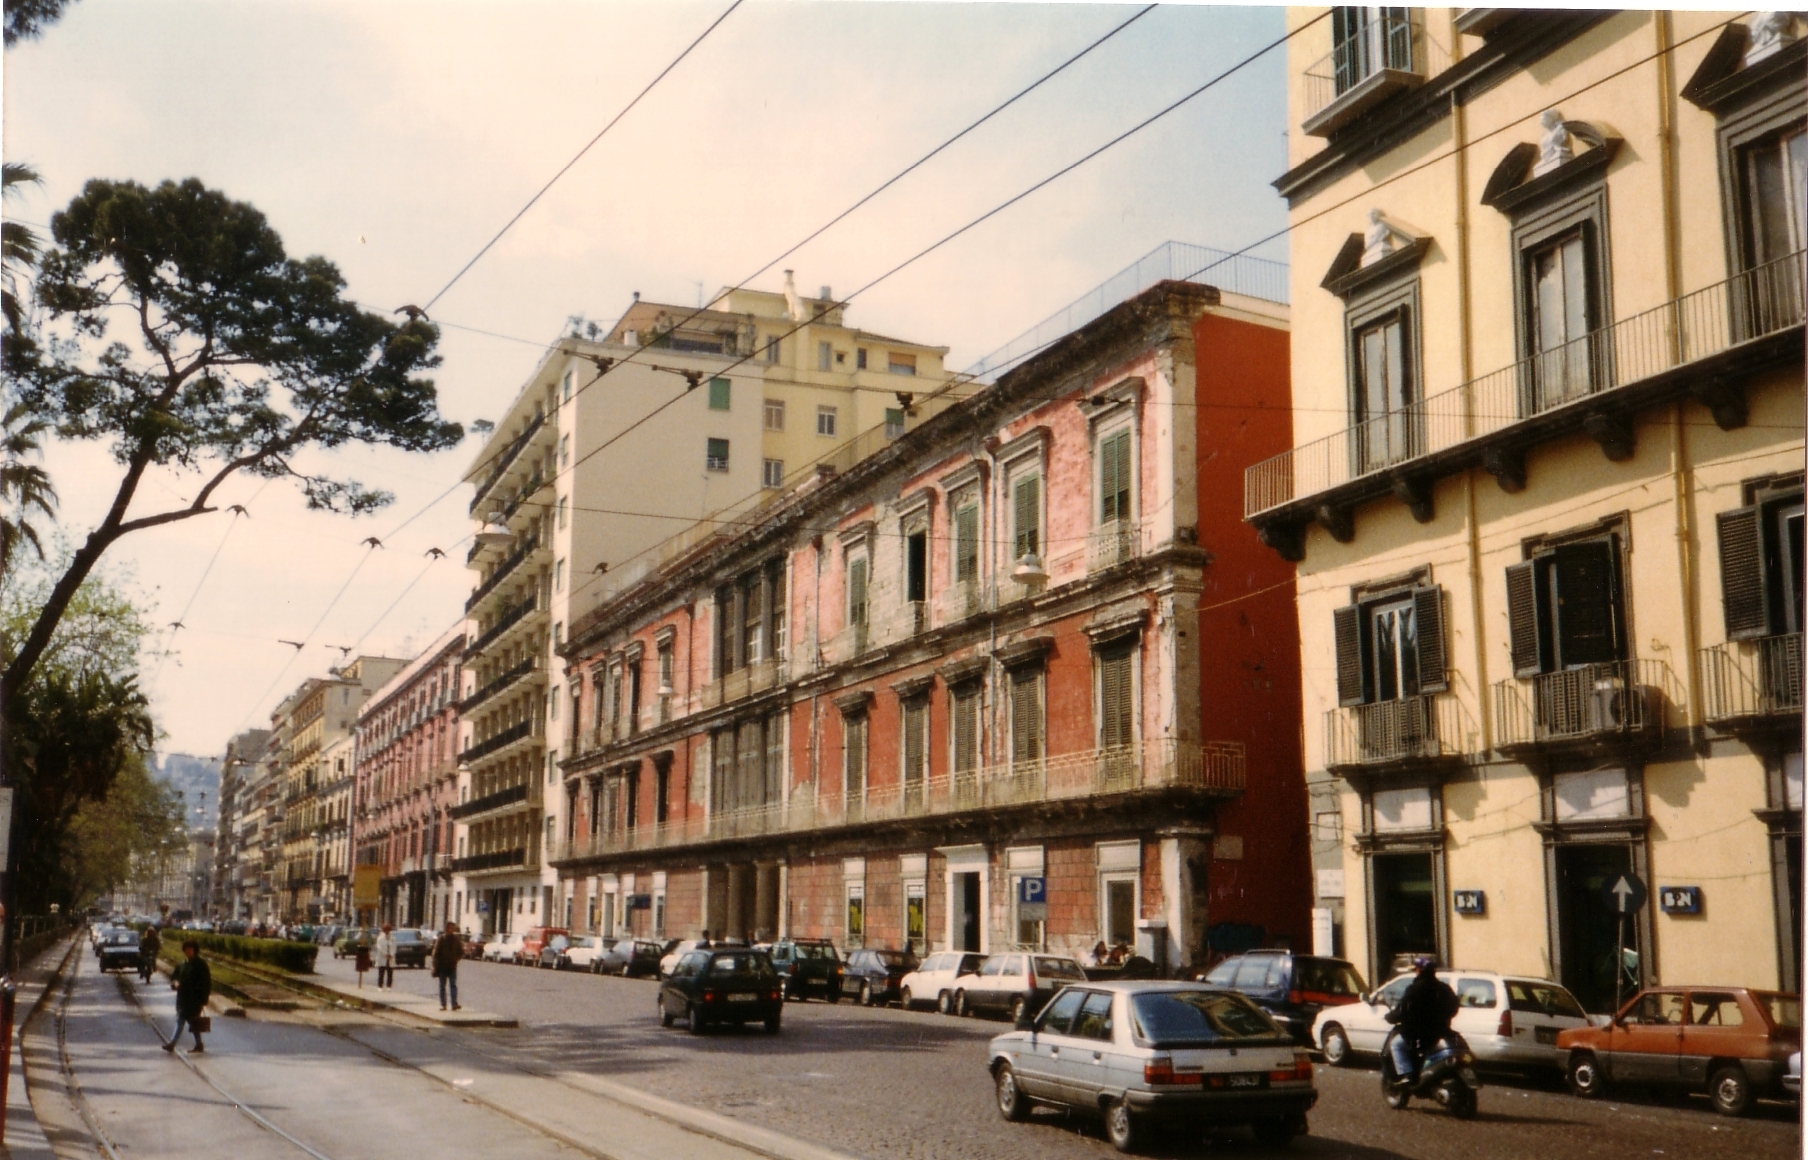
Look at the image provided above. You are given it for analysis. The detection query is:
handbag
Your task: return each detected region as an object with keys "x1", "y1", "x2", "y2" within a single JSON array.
[{"x1": 194, "y1": 1015, "x2": 212, "y2": 1033}]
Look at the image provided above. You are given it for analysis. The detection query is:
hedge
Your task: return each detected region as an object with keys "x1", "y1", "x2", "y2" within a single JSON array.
[{"x1": 158, "y1": 929, "x2": 318, "y2": 973}]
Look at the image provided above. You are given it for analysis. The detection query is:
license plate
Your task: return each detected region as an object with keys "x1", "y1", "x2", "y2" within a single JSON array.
[
  {"x1": 1226, "y1": 1073, "x2": 1264, "y2": 1088},
  {"x1": 728, "y1": 993, "x2": 757, "y2": 1002},
  {"x1": 1535, "y1": 1027, "x2": 1558, "y2": 1044}
]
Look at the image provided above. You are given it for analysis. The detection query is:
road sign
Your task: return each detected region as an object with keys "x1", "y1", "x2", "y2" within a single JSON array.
[
  {"x1": 1453, "y1": 890, "x2": 1486, "y2": 915},
  {"x1": 352, "y1": 864, "x2": 382, "y2": 908},
  {"x1": 1601, "y1": 872, "x2": 1647, "y2": 916},
  {"x1": 627, "y1": 893, "x2": 653, "y2": 911},
  {"x1": 1659, "y1": 886, "x2": 1702, "y2": 915},
  {"x1": 476, "y1": 899, "x2": 490, "y2": 914},
  {"x1": 1016, "y1": 876, "x2": 1047, "y2": 923}
]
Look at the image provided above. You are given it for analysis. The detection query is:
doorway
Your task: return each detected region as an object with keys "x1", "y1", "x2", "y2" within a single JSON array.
[
  {"x1": 1371, "y1": 852, "x2": 1436, "y2": 974},
  {"x1": 1556, "y1": 843, "x2": 1640, "y2": 1014},
  {"x1": 952, "y1": 872, "x2": 982, "y2": 951}
]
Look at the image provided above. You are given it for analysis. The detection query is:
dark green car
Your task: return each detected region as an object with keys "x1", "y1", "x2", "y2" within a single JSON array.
[
  {"x1": 767, "y1": 938, "x2": 842, "y2": 1002},
  {"x1": 658, "y1": 948, "x2": 784, "y2": 1034}
]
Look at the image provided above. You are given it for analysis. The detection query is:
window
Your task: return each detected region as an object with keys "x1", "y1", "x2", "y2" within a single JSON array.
[
  {"x1": 762, "y1": 458, "x2": 785, "y2": 488},
  {"x1": 560, "y1": 434, "x2": 570, "y2": 466},
  {"x1": 1745, "y1": 129, "x2": 1807, "y2": 263},
  {"x1": 902, "y1": 696, "x2": 928, "y2": 805},
  {"x1": 856, "y1": 347, "x2": 868, "y2": 370},
  {"x1": 1074, "y1": 991, "x2": 1115, "y2": 1041},
  {"x1": 951, "y1": 683, "x2": 981, "y2": 779},
  {"x1": 657, "y1": 641, "x2": 675, "y2": 692},
  {"x1": 1330, "y1": 6, "x2": 1413, "y2": 96},
  {"x1": 818, "y1": 341, "x2": 833, "y2": 371},
  {"x1": 557, "y1": 495, "x2": 569, "y2": 529},
  {"x1": 953, "y1": 499, "x2": 980, "y2": 584},
  {"x1": 884, "y1": 408, "x2": 905, "y2": 440},
  {"x1": 1097, "y1": 427, "x2": 1133, "y2": 525},
  {"x1": 1526, "y1": 231, "x2": 1599, "y2": 405},
  {"x1": 888, "y1": 352, "x2": 917, "y2": 376},
  {"x1": 1354, "y1": 309, "x2": 1415, "y2": 469},
  {"x1": 1009, "y1": 666, "x2": 1044, "y2": 766},
  {"x1": 905, "y1": 881, "x2": 925, "y2": 952},
  {"x1": 846, "y1": 883, "x2": 865, "y2": 944},
  {"x1": 764, "y1": 399, "x2": 785, "y2": 430},
  {"x1": 764, "y1": 337, "x2": 780, "y2": 363},
  {"x1": 817, "y1": 406, "x2": 838, "y2": 437},
  {"x1": 1332, "y1": 587, "x2": 1447, "y2": 704},
  {"x1": 1505, "y1": 539, "x2": 1624, "y2": 676},
  {"x1": 654, "y1": 759, "x2": 670, "y2": 824},
  {"x1": 1718, "y1": 481, "x2": 1806, "y2": 638},
  {"x1": 1629, "y1": 992, "x2": 1687, "y2": 1026},
  {"x1": 1101, "y1": 875, "x2": 1136, "y2": 948},
  {"x1": 707, "y1": 377, "x2": 731, "y2": 410},
  {"x1": 905, "y1": 527, "x2": 928, "y2": 604},
  {"x1": 1097, "y1": 644, "x2": 1136, "y2": 751},
  {"x1": 847, "y1": 555, "x2": 869, "y2": 635},
  {"x1": 562, "y1": 369, "x2": 574, "y2": 402},
  {"x1": 1012, "y1": 474, "x2": 1041, "y2": 562},
  {"x1": 705, "y1": 438, "x2": 729, "y2": 472},
  {"x1": 554, "y1": 558, "x2": 566, "y2": 592},
  {"x1": 843, "y1": 713, "x2": 867, "y2": 802}
]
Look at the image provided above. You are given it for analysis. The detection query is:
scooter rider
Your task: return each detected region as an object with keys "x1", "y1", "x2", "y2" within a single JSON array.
[{"x1": 1386, "y1": 957, "x2": 1459, "y2": 1088}]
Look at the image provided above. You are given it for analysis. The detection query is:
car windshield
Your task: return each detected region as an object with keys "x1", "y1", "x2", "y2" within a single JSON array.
[
  {"x1": 568, "y1": 937, "x2": 594, "y2": 948},
  {"x1": 392, "y1": 931, "x2": 424, "y2": 943},
  {"x1": 107, "y1": 933, "x2": 138, "y2": 946},
  {"x1": 1761, "y1": 993, "x2": 1803, "y2": 1028},
  {"x1": 1293, "y1": 958, "x2": 1365, "y2": 996},
  {"x1": 1507, "y1": 980, "x2": 1587, "y2": 1019},
  {"x1": 873, "y1": 951, "x2": 911, "y2": 968},
  {"x1": 793, "y1": 943, "x2": 838, "y2": 961},
  {"x1": 709, "y1": 954, "x2": 776, "y2": 978},
  {"x1": 1034, "y1": 957, "x2": 1086, "y2": 981},
  {"x1": 1131, "y1": 990, "x2": 1288, "y2": 1046}
]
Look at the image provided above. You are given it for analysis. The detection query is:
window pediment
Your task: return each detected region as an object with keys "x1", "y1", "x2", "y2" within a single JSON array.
[
  {"x1": 832, "y1": 689, "x2": 873, "y2": 715},
  {"x1": 1682, "y1": 20, "x2": 1807, "y2": 114},
  {"x1": 891, "y1": 674, "x2": 935, "y2": 702},
  {"x1": 1481, "y1": 122, "x2": 1621, "y2": 215},
  {"x1": 1320, "y1": 220, "x2": 1431, "y2": 299},
  {"x1": 938, "y1": 656, "x2": 988, "y2": 687},
  {"x1": 995, "y1": 634, "x2": 1055, "y2": 669}
]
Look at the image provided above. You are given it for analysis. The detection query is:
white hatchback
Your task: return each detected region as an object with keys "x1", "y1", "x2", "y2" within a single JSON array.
[
  {"x1": 482, "y1": 932, "x2": 524, "y2": 963},
  {"x1": 899, "y1": 951, "x2": 987, "y2": 1013},
  {"x1": 1311, "y1": 970, "x2": 1590, "y2": 1074}
]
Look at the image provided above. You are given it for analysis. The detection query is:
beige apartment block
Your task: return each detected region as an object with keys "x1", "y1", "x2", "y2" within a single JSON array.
[
  {"x1": 456, "y1": 277, "x2": 959, "y2": 935},
  {"x1": 1250, "y1": 9, "x2": 1803, "y2": 1012}
]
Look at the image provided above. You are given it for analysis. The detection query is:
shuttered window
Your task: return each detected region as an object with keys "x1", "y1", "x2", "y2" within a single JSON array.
[
  {"x1": 1718, "y1": 505, "x2": 1769, "y2": 640},
  {"x1": 735, "y1": 719, "x2": 763, "y2": 813},
  {"x1": 903, "y1": 699, "x2": 928, "y2": 791},
  {"x1": 624, "y1": 767, "x2": 639, "y2": 830},
  {"x1": 763, "y1": 713, "x2": 785, "y2": 806},
  {"x1": 951, "y1": 684, "x2": 981, "y2": 773},
  {"x1": 1013, "y1": 475, "x2": 1041, "y2": 561},
  {"x1": 955, "y1": 503, "x2": 980, "y2": 584},
  {"x1": 848, "y1": 556, "x2": 869, "y2": 629},
  {"x1": 1098, "y1": 646, "x2": 1136, "y2": 750},
  {"x1": 1504, "y1": 538, "x2": 1625, "y2": 676},
  {"x1": 1099, "y1": 429, "x2": 1132, "y2": 524},
  {"x1": 1333, "y1": 605, "x2": 1364, "y2": 705},
  {"x1": 711, "y1": 728, "x2": 734, "y2": 814},
  {"x1": 1413, "y1": 586, "x2": 1448, "y2": 692},
  {"x1": 1009, "y1": 667, "x2": 1044, "y2": 764},
  {"x1": 1505, "y1": 561, "x2": 1542, "y2": 677},
  {"x1": 844, "y1": 714, "x2": 867, "y2": 799},
  {"x1": 1332, "y1": 585, "x2": 1448, "y2": 703}
]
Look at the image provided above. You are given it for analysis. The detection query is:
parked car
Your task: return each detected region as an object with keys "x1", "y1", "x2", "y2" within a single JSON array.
[
  {"x1": 658, "y1": 947, "x2": 784, "y2": 1034},
  {"x1": 482, "y1": 932, "x2": 525, "y2": 963},
  {"x1": 955, "y1": 953, "x2": 1088, "y2": 1022},
  {"x1": 463, "y1": 932, "x2": 491, "y2": 960},
  {"x1": 900, "y1": 951, "x2": 987, "y2": 1014},
  {"x1": 315, "y1": 924, "x2": 343, "y2": 947},
  {"x1": 543, "y1": 935, "x2": 604, "y2": 970},
  {"x1": 518, "y1": 926, "x2": 567, "y2": 966},
  {"x1": 1311, "y1": 970, "x2": 1590, "y2": 1074},
  {"x1": 840, "y1": 948, "x2": 917, "y2": 1006},
  {"x1": 599, "y1": 938, "x2": 664, "y2": 977},
  {"x1": 333, "y1": 928, "x2": 376, "y2": 959},
  {"x1": 988, "y1": 981, "x2": 1316, "y2": 1152},
  {"x1": 659, "y1": 939, "x2": 709, "y2": 978},
  {"x1": 1785, "y1": 1050, "x2": 1801, "y2": 1098},
  {"x1": 1200, "y1": 951, "x2": 1366, "y2": 1044},
  {"x1": 767, "y1": 938, "x2": 843, "y2": 1002},
  {"x1": 97, "y1": 930, "x2": 141, "y2": 973},
  {"x1": 1558, "y1": 986, "x2": 1802, "y2": 1114},
  {"x1": 389, "y1": 928, "x2": 431, "y2": 969}
]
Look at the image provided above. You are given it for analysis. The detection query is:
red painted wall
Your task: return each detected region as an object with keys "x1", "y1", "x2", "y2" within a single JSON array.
[{"x1": 1191, "y1": 312, "x2": 1310, "y2": 957}]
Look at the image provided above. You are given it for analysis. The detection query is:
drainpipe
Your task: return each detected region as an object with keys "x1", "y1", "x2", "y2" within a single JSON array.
[{"x1": 1453, "y1": 85, "x2": 1491, "y2": 753}]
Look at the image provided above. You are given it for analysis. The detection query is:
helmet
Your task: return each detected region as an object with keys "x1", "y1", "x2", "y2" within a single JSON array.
[{"x1": 1413, "y1": 955, "x2": 1437, "y2": 973}]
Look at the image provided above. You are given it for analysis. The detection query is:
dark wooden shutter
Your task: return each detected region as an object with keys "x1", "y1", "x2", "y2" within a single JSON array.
[
  {"x1": 1014, "y1": 476, "x2": 1040, "y2": 560},
  {"x1": 952, "y1": 687, "x2": 979, "y2": 773},
  {"x1": 844, "y1": 716, "x2": 866, "y2": 797},
  {"x1": 1333, "y1": 605, "x2": 1364, "y2": 706},
  {"x1": 955, "y1": 504, "x2": 979, "y2": 583},
  {"x1": 1717, "y1": 505, "x2": 1769, "y2": 640},
  {"x1": 764, "y1": 713, "x2": 785, "y2": 806},
  {"x1": 1100, "y1": 430, "x2": 1131, "y2": 524},
  {"x1": 1505, "y1": 561, "x2": 1542, "y2": 677},
  {"x1": 736, "y1": 719, "x2": 763, "y2": 812},
  {"x1": 1412, "y1": 586, "x2": 1448, "y2": 693},
  {"x1": 1010, "y1": 669, "x2": 1043, "y2": 763},
  {"x1": 1551, "y1": 539, "x2": 1621, "y2": 666},
  {"x1": 712, "y1": 728, "x2": 734, "y2": 813},
  {"x1": 848, "y1": 557, "x2": 868, "y2": 628},
  {"x1": 1099, "y1": 648, "x2": 1136, "y2": 749},
  {"x1": 904, "y1": 700, "x2": 927, "y2": 787}
]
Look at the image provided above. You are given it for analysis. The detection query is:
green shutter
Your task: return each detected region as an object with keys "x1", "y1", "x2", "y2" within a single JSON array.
[
  {"x1": 904, "y1": 700, "x2": 927, "y2": 787},
  {"x1": 1101, "y1": 430, "x2": 1131, "y2": 523},
  {"x1": 844, "y1": 715, "x2": 866, "y2": 798},
  {"x1": 1099, "y1": 648, "x2": 1135, "y2": 749},
  {"x1": 849, "y1": 557, "x2": 868, "y2": 628},
  {"x1": 952, "y1": 687, "x2": 979, "y2": 773},
  {"x1": 1011, "y1": 669, "x2": 1043, "y2": 763},
  {"x1": 955, "y1": 504, "x2": 980, "y2": 583},
  {"x1": 1014, "y1": 475, "x2": 1040, "y2": 560},
  {"x1": 708, "y1": 377, "x2": 731, "y2": 410},
  {"x1": 1717, "y1": 505, "x2": 1769, "y2": 640}
]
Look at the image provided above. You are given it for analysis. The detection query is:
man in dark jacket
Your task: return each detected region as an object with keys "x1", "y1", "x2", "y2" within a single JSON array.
[
  {"x1": 431, "y1": 922, "x2": 463, "y2": 1011},
  {"x1": 1385, "y1": 958, "x2": 1458, "y2": 1086},
  {"x1": 138, "y1": 925, "x2": 161, "y2": 983},
  {"x1": 163, "y1": 940, "x2": 212, "y2": 1053}
]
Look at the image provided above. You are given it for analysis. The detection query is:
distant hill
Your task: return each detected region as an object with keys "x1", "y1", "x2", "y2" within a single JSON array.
[{"x1": 152, "y1": 752, "x2": 221, "y2": 830}]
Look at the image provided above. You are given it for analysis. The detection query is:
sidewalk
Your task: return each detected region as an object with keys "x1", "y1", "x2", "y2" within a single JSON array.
[
  {"x1": 303, "y1": 969, "x2": 516, "y2": 1028},
  {"x1": 3, "y1": 934, "x2": 77, "y2": 1160}
]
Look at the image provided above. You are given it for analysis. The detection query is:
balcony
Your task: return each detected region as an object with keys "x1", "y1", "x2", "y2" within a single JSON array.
[
  {"x1": 823, "y1": 623, "x2": 870, "y2": 666},
  {"x1": 1087, "y1": 520, "x2": 1140, "y2": 573},
  {"x1": 1301, "y1": 13, "x2": 1450, "y2": 137},
  {"x1": 459, "y1": 720, "x2": 534, "y2": 765},
  {"x1": 464, "y1": 593, "x2": 538, "y2": 659},
  {"x1": 468, "y1": 411, "x2": 547, "y2": 515},
  {"x1": 466, "y1": 535, "x2": 540, "y2": 613},
  {"x1": 460, "y1": 656, "x2": 542, "y2": 714},
  {"x1": 937, "y1": 579, "x2": 991, "y2": 625},
  {"x1": 1494, "y1": 660, "x2": 1667, "y2": 756},
  {"x1": 549, "y1": 738, "x2": 1243, "y2": 864},
  {"x1": 699, "y1": 657, "x2": 790, "y2": 712},
  {"x1": 451, "y1": 847, "x2": 531, "y2": 875},
  {"x1": 1325, "y1": 694, "x2": 1474, "y2": 777},
  {"x1": 1700, "y1": 633, "x2": 1803, "y2": 735},
  {"x1": 1245, "y1": 254, "x2": 1806, "y2": 550},
  {"x1": 448, "y1": 781, "x2": 532, "y2": 821}
]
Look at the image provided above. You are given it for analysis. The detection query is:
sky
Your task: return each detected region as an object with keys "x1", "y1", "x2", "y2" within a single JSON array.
[{"x1": 4, "y1": 0, "x2": 1296, "y2": 756}]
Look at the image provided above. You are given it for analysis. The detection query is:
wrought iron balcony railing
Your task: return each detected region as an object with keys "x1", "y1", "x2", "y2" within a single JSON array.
[
  {"x1": 1246, "y1": 253, "x2": 1806, "y2": 520},
  {"x1": 469, "y1": 411, "x2": 547, "y2": 515},
  {"x1": 549, "y1": 739, "x2": 1243, "y2": 863},
  {"x1": 448, "y1": 782, "x2": 530, "y2": 821},
  {"x1": 1700, "y1": 633, "x2": 1803, "y2": 726},
  {"x1": 1301, "y1": 13, "x2": 1450, "y2": 136},
  {"x1": 459, "y1": 720, "x2": 534, "y2": 765},
  {"x1": 466, "y1": 535, "x2": 539, "y2": 613},
  {"x1": 463, "y1": 593, "x2": 538, "y2": 659},
  {"x1": 451, "y1": 847, "x2": 531, "y2": 874},
  {"x1": 460, "y1": 656, "x2": 541, "y2": 714},
  {"x1": 1325, "y1": 693, "x2": 1474, "y2": 772},
  {"x1": 1494, "y1": 660, "x2": 1668, "y2": 751}
]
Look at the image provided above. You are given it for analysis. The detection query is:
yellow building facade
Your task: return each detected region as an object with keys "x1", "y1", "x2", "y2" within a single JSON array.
[{"x1": 1251, "y1": 9, "x2": 1803, "y2": 1011}]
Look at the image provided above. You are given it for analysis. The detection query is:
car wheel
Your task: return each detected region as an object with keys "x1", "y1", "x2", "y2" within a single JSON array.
[
  {"x1": 954, "y1": 990, "x2": 969, "y2": 1018},
  {"x1": 1009, "y1": 996, "x2": 1028, "y2": 1024},
  {"x1": 900, "y1": 987, "x2": 913, "y2": 1010},
  {"x1": 1567, "y1": 1052, "x2": 1606, "y2": 1099},
  {"x1": 1321, "y1": 1023, "x2": 1351, "y2": 1067},
  {"x1": 1252, "y1": 1114, "x2": 1305, "y2": 1145},
  {"x1": 936, "y1": 991, "x2": 951, "y2": 1015},
  {"x1": 995, "y1": 1063, "x2": 1031, "y2": 1122},
  {"x1": 860, "y1": 982, "x2": 874, "y2": 1007},
  {"x1": 764, "y1": 1013, "x2": 781, "y2": 1035},
  {"x1": 826, "y1": 988, "x2": 840, "y2": 1005},
  {"x1": 687, "y1": 1003, "x2": 708, "y2": 1035},
  {"x1": 1710, "y1": 1066, "x2": 1752, "y2": 1116},
  {"x1": 1104, "y1": 1097, "x2": 1140, "y2": 1153}
]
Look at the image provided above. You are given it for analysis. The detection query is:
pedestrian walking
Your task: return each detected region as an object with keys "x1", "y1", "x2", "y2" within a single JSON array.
[
  {"x1": 139, "y1": 924, "x2": 161, "y2": 983},
  {"x1": 373, "y1": 924, "x2": 396, "y2": 989},
  {"x1": 162, "y1": 940, "x2": 212, "y2": 1054},
  {"x1": 431, "y1": 922, "x2": 463, "y2": 1011}
]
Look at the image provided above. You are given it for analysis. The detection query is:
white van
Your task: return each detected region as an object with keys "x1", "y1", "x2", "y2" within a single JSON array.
[{"x1": 1311, "y1": 969, "x2": 1590, "y2": 1074}]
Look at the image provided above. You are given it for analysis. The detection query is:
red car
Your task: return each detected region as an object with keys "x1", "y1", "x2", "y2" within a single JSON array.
[
  {"x1": 1557, "y1": 986, "x2": 1801, "y2": 1115},
  {"x1": 518, "y1": 926, "x2": 568, "y2": 966}
]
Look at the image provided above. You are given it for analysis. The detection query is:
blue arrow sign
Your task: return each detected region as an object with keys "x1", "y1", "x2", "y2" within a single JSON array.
[{"x1": 1602, "y1": 872, "x2": 1647, "y2": 916}]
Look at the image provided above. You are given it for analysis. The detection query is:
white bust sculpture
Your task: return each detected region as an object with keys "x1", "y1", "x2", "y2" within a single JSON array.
[
  {"x1": 1360, "y1": 208, "x2": 1400, "y2": 267},
  {"x1": 1532, "y1": 109, "x2": 1573, "y2": 177},
  {"x1": 1744, "y1": 12, "x2": 1797, "y2": 65}
]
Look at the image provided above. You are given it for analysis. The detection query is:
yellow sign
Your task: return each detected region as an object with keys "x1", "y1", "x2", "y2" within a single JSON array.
[{"x1": 352, "y1": 864, "x2": 382, "y2": 908}]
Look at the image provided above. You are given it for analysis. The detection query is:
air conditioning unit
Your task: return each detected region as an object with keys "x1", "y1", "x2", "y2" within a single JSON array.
[{"x1": 1587, "y1": 682, "x2": 1656, "y2": 733}]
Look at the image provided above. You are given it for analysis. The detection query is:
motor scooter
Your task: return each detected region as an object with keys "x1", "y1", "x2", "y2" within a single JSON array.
[{"x1": 1379, "y1": 1029, "x2": 1482, "y2": 1118}]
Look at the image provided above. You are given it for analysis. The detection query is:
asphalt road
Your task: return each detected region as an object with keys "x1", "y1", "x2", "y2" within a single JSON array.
[{"x1": 313, "y1": 951, "x2": 1804, "y2": 1160}]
